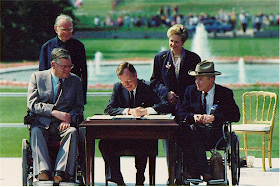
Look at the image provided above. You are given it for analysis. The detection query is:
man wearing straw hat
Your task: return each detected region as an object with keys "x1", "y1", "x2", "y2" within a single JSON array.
[{"x1": 175, "y1": 60, "x2": 240, "y2": 182}]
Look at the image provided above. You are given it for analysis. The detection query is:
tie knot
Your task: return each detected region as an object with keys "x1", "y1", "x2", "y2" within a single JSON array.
[
  {"x1": 204, "y1": 92, "x2": 208, "y2": 97},
  {"x1": 59, "y1": 79, "x2": 63, "y2": 84}
]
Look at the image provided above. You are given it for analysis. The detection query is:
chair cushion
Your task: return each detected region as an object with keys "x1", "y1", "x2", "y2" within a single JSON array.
[{"x1": 232, "y1": 124, "x2": 271, "y2": 132}]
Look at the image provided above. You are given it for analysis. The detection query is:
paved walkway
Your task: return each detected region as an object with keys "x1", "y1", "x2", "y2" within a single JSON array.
[{"x1": 0, "y1": 157, "x2": 279, "y2": 186}]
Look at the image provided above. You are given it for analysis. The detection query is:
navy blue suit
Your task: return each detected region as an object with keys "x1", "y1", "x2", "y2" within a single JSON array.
[
  {"x1": 176, "y1": 84, "x2": 240, "y2": 175},
  {"x1": 100, "y1": 79, "x2": 172, "y2": 185},
  {"x1": 104, "y1": 79, "x2": 172, "y2": 115},
  {"x1": 150, "y1": 48, "x2": 201, "y2": 106},
  {"x1": 39, "y1": 36, "x2": 87, "y2": 104}
]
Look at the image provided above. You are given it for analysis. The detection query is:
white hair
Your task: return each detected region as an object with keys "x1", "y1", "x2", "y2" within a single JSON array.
[{"x1": 55, "y1": 14, "x2": 73, "y2": 26}]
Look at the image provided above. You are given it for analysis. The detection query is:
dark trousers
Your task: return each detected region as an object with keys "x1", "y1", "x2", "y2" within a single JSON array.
[
  {"x1": 99, "y1": 139, "x2": 157, "y2": 185},
  {"x1": 178, "y1": 124, "x2": 223, "y2": 175}
]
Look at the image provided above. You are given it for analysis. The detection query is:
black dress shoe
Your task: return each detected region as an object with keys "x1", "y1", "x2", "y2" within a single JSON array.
[
  {"x1": 202, "y1": 174, "x2": 212, "y2": 182},
  {"x1": 53, "y1": 171, "x2": 71, "y2": 185},
  {"x1": 166, "y1": 178, "x2": 183, "y2": 186},
  {"x1": 182, "y1": 172, "x2": 202, "y2": 185},
  {"x1": 38, "y1": 170, "x2": 51, "y2": 181},
  {"x1": 190, "y1": 173, "x2": 201, "y2": 185},
  {"x1": 174, "y1": 178, "x2": 183, "y2": 185},
  {"x1": 107, "y1": 178, "x2": 126, "y2": 186}
]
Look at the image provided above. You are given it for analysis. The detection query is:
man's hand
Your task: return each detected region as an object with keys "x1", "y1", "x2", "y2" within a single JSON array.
[
  {"x1": 130, "y1": 107, "x2": 148, "y2": 117},
  {"x1": 167, "y1": 91, "x2": 178, "y2": 106},
  {"x1": 51, "y1": 110, "x2": 71, "y2": 123},
  {"x1": 194, "y1": 114, "x2": 215, "y2": 125},
  {"x1": 57, "y1": 122, "x2": 71, "y2": 131}
]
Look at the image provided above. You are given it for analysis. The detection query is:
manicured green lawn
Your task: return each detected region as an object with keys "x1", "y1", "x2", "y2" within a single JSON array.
[
  {"x1": 0, "y1": 87, "x2": 278, "y2": 158},
  {"x1": 81, "y1": 38, "x2": 279, "y2": 59},
  {"x1": 77, "y1": 0, "x2": 279, "y2": 27},
  {"x1": 80, "y1": 0, "x2": 279, "y2": 17}
]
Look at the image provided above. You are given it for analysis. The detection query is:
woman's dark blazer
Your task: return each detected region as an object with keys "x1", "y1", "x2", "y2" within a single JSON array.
[{"x1": 150, "y1": 48, "x2": 201, "y2": 102}]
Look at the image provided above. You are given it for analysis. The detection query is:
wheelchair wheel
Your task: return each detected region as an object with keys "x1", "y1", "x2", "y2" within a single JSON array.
[
  {"x1": 22, "y1": 139, "x2": 29, "y2": 186},
  {"x1": 230, "y1": 133, "x2": 240, "y2": 185},
  {"x1": 22, "y1": 139, "x2": 33, "y2": 186}
]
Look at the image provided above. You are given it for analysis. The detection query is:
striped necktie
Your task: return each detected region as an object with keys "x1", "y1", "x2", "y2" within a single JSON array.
[{"x1": 55, "y1": 79, "x2": 63, "y2": 102}]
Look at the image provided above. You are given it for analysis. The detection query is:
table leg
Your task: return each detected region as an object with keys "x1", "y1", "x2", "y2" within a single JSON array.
[
  {"x1": 86, "y1": 133, "x2": 94, "y2": 185},
  {"x1": 92, "y1": 139, "x2": 95, "y2": 185},
  {"x1": 168, "y1": 140, "x2": 175, "y2": 185}
]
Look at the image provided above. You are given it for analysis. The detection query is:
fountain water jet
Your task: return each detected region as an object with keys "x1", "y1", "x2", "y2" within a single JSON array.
[
  {"x1": 160, "y1": 46, "x2": 166, "y2": 52},
  {"x1": 95, "y1": 51, "x2": 102, "y2": 75},
  {"x1": 238, "y1": 57, "x2": 246, "y2": 83},
  {"x1": 88, "y1": 60, "x2": 94, "y2": 81},
  {"x1": 191, "y1": 23, "x2": 212, "y2": 61},
  {"x1": 88, "y1": 51, "x2": 104, "y2": 81}
]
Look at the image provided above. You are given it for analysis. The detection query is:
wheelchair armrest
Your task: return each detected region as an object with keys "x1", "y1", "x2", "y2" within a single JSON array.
[
  {"x1": 71, "y1": 113, "x2": 84, "y2": 127},
  {"x1": 24, "y1": 110, "x2": 35, "y2": 125},
  {"x1": 222, "y1": 121, "x2": 232, "y2": 142}
]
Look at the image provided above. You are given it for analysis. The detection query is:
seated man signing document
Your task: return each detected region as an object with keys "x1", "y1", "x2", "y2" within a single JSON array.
[{"x1": 99, "y1": 62, "x2": 172, "y2": 185}]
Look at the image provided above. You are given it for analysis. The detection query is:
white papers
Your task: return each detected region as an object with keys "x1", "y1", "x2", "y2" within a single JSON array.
[
  {"x1": 113, "y1": 115, "x2": 141, "y2": 120},
  {"x1": 87, "y1": 114, "x2": 174, "y2": 120},
  {"x1": 86, "y1": 115, "x2": 114, "y2": 121},
  {"x1": 142, "y1": 114, "x2": 175, "y2": 120}
]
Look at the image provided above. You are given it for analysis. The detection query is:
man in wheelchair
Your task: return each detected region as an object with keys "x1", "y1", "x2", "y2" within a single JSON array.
[
  {"x1": 175, "y1": 61, "x2": 240, "y2": 183},
  {"x1": 27, "y1": 48, "x2": 84, "y2": 184}
]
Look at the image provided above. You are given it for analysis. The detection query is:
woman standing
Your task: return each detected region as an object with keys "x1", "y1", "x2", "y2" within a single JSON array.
[
  {"x1": 150, "y1": 24, "x2": 201, "y2": 111},
  {"x1": 150, "y1": 24, "x2": 201, "y2": 185}
]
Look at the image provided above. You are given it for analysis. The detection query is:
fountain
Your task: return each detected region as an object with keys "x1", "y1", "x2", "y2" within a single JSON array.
[
  {"x1": 238, "y1": 57, "x2": 246, "y2": 84},
  {"x1": 88, "y1": 60, "x2": 94, "y2": 81},
  {"x1": 0, "y1": 28, "x2": 279, "y2": 86},
  {"x1": 160, "y1": 46, "x2": 166, "y2": 52},
  {"x1": 95, "y1": 51, "x2": 102, "y2": 74},
  {"x1": 88, "y1": 51, "x2": 104, "y2": 81},
  {"x1": 191, "y1": 23, "x2": 212, "y2": 61}
]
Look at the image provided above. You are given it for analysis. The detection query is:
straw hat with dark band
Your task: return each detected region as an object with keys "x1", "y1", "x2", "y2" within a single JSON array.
[{"x1": 188, "y1": 60, "x2": 222, "y2": 76}]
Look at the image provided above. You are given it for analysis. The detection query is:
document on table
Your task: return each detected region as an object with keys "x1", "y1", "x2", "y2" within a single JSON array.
[
  {"x1": 113, "y1": 115, "x2": 141, "y2": 120},
  {"x1": 86, "y1": 115, "x2": 114, "y2": 121},
  {"x1": 141, "y1": 113, "x2": 175, "y2": 120},
  {"x1": 87, "y1": 114, "x2": 174, "y2": 120}
]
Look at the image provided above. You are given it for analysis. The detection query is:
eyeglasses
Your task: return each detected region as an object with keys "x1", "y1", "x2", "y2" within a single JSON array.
[
  {"x1": 58, "y1": 26, "x2": 73, "y2": 32},
  {"x1": 56, "y1": 63, "x2": 74, "y2": 70},
  {"x1": 120, "y1": 80, "x2": 133, "y2": 85}
]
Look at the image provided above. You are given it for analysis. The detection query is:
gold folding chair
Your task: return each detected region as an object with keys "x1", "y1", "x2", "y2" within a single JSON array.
[{"x1": 232, "y1": 91, "x2": 277, "y2": 171}]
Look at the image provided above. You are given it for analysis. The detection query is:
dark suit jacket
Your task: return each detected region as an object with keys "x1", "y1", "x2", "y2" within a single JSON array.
[
  {"x1": 150, "y1": 48, "x2": 201, "y2": 102},
  {"x1": 104, "y1": 79, "x2": 172, "y2": 115},
  {"x1": 39, "y1": 36, "x2": 87, "y2": 104},
  {"x1": 27, "y1": 69, "x2": 84, "y2": 129},
  {"x1": 103, "y1": 79, "x2": 172, "y2": 156},
  {"x1": 176, "y1": 84, "x2": 240, "y2": 126}
]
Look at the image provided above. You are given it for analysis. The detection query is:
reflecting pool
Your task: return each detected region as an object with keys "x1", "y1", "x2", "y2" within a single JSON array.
[{"x1": 0, "y1": 63, "x2": 279, "y2": 85}]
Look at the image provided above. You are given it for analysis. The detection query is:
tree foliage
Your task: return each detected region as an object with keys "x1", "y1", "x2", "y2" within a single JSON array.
[{"x1": 1, "y1": 0, "x2": 75, "y2": 61}]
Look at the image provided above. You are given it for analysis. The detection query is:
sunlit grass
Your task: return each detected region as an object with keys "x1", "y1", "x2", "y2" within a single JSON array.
[{"x1": 0, "y1": 87, "x2": 278, "y2": 158}]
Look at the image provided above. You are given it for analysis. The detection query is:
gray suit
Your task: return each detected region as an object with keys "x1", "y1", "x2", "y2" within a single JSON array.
[{"x1": 27, "y1": 69, "x2": 84, "y2": 178}]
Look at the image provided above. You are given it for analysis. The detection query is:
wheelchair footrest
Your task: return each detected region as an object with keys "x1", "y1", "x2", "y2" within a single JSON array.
[
  {"x1": 185, "y1": 178, "x2": 203, "y2": 184},
  {"x1": 207, "y1": 179, "x2": 228, "y2": 185}
]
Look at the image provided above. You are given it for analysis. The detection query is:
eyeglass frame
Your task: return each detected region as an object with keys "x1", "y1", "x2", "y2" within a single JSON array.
[
  {"x1": 120, "y1": 79, "x2": 133, "y2": 85},
  {"x1": 55, "y1": 62, "x2": 74, "y2": 70},
  {"x1": 58, "y1": 26, "x2": 73, "y2": 32}
]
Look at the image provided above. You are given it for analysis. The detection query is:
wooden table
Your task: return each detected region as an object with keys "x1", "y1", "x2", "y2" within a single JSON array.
[{"x1": 80, "y1": 119, "x2": 179, "y2": 186}]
